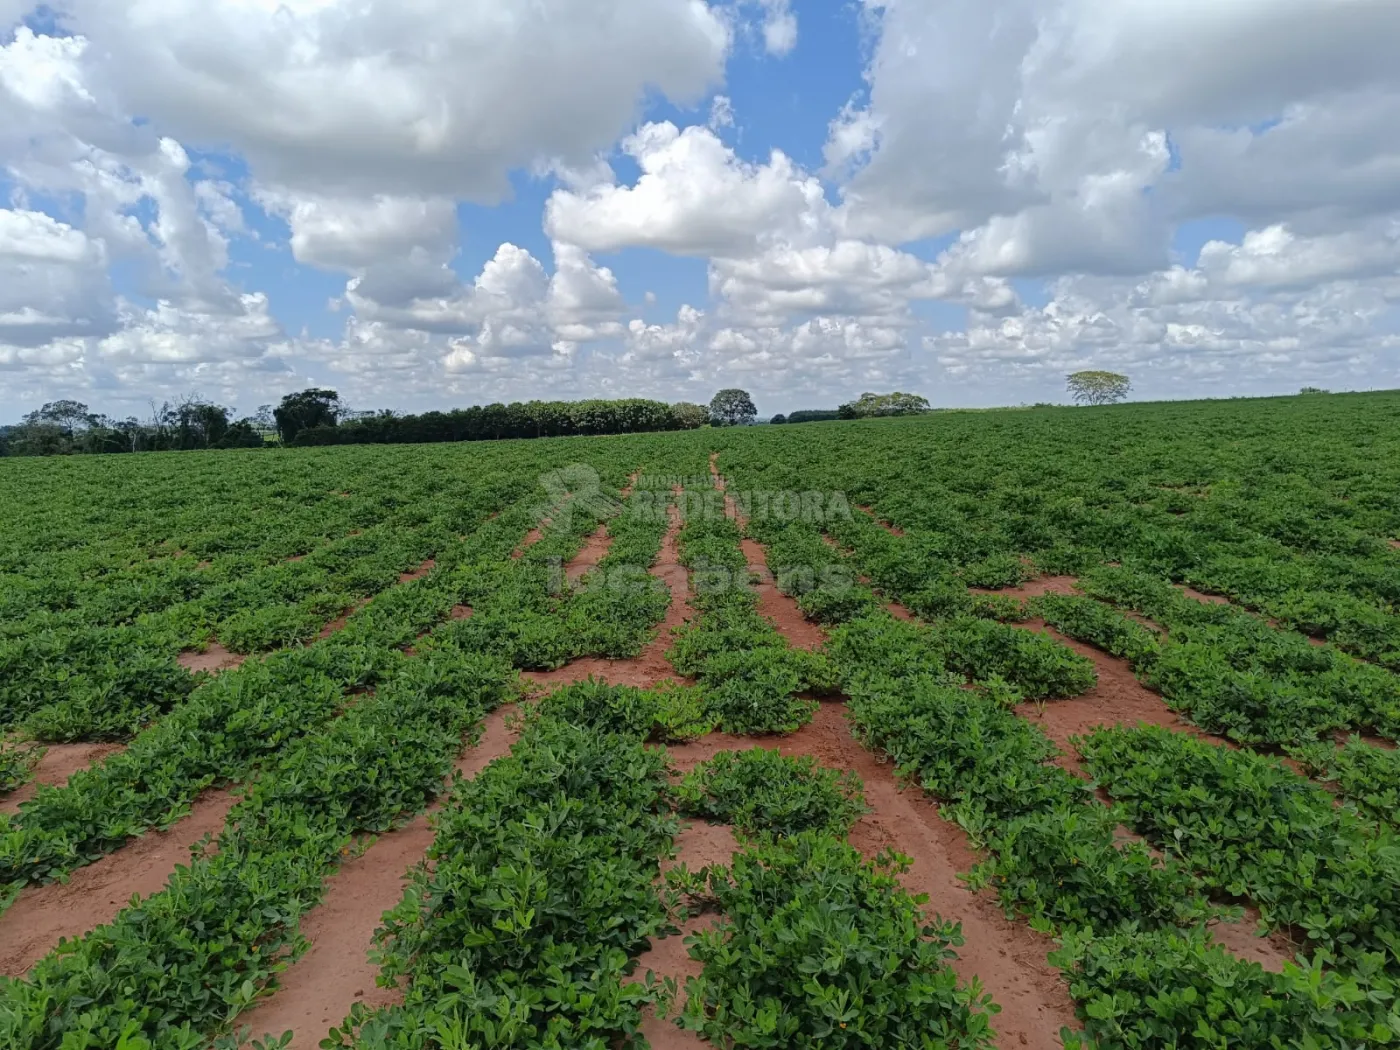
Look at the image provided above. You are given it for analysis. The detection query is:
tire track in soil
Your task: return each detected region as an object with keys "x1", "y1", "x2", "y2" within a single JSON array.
[
  {"x1": 0, "y1": 742, "x2": 126, "y2": 816},
  {"x1": 709, "y1": 453, "x2": 825, "y2": 651},
  {"x1": 231, "y1": 704, "x2": 520, "y2": 1049},
  {"x1": 0, "y1": 787, "x2": 238, "y2": 977},
  {"x1": 665, "y1": 705, "x2": 1080, "y2": 1050},
  {"x1": 521, "y1": 493, "x2": 695, "y2": 692}
]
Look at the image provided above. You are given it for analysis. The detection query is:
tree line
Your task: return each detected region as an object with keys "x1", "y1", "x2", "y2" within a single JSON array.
[
  {"x1": 0, "y1": 384, "x2": 947, "y2": 457},
  {"x1": 283, "y1": 391, "x2": 711, "y2": 446},
  {"x1": 0, "y1": 397, "x2": 269, "y2": 456}
]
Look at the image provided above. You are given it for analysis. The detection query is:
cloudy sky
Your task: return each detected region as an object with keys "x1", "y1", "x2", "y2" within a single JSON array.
[{"x1": 2, "y1": 0, "x2": 1398, "y2": 421}]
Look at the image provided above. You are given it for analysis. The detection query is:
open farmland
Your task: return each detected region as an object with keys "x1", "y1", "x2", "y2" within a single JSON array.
[{"x1": 2, "y1": 392, "x2": 1400, "y2": 1049}]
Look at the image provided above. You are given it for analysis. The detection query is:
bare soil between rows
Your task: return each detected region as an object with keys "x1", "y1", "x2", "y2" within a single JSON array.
[
  {"x1": 664, "y1": 702, "x2": 1080, "y2": 1050},
  {"x1": 0, "y1": 787, "x2": 238, "y2": 977},
  {"x1": 973, "y1": 582, "x2": 1297, "y2": 972},
  {"x1": 0, "y1": 742, "x2": 125, "y2": 816},
  {"x1": 522, "y1": 498, "x2": 694, "y2": 692},
  {"x1": 630, "y1": 819, "x2": 739, "y2": 1050},
  {"x1": 231, "y1": 704, "x2": 520, "y2": 1048},
  {"x1": 707, "y1": 453, "x2": 825, "y2": 650}
]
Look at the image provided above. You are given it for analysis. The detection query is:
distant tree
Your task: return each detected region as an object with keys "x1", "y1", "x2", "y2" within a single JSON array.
[
  {"x1": 6, "y1": 420, "x2": 71, "y2": 455},
  {"x1": 1299, "y1": 386, "x2": 1329, "y2": 395},
  {"x1": 839, "y1": 392, "x2": 931, "y2": 418},
  {"x1": 670, "y1": 402, "x2": 709, "y2": 430},
  {"x1": 709, "y1": 388, "x2": 757, "y2": 427},
  {"x1": 770, "y1": 413, "x2": 787, "y2": 424},
  {"x1": 1067, "y1": 371, "x2": 1131, "y2": 406},
  {"x1": 25, "y1": 399, "x2": 99, "y2": 434},
  {"x1": 171, "y1": 398, "x2": 232, "y2": 449},
  {"x1": 2, "y1": 399, "x2": 99, "y2": 455},
  {"x1": 786, "y1": 409, "x2": 841, "y2": 424},
  {"x1": 274, "y1": 388, "x2": 341, "y2": 443}
]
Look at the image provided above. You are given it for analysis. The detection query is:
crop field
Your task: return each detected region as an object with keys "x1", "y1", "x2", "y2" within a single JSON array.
[{"x1": 2, "y1": 391, "x2": 1400, "y2": 1050}]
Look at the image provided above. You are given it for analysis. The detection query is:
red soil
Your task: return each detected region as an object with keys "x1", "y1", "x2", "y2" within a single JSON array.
[
  {"x1": 631, "y1": 819, "x2": 740, "y2": 1049},
  {"x1": 178, "y1": 640, "x2": 245, "y2": 673},
  {"x1": 669, "y1": 705, "x2": 1081, "y2": 1050},
  {"x1": 0, "y1": 742, "x2": 125, "y2": 816},
  {"x1": 870, "y1": 581, "x2": 1297, "y2": 974},
  {"x1": 886, "y1": 600, "x2": 915, "y2": 621},
  {"x1": 397, "y1": 559, "x2": 435, "y2": 584},
  {"x1": 565, "y1": 524, "x2": 612, "y2": 584},
  {"x1": 521, "y1": 500, "x2": 694, "y2": 691},
  {"x1": 1174, "y1": 583, "x2": 1333, "y2": 647},
  {"x1": 232, "y1": 706, "x2": 519, "y2": 1048},
  {"x1": 1001, "y1": 621, "x2": 1299, "y2": 972},
  {"x1": 0, "y1": 788, "x2": 238, "y2": 977},
  {"x1": 317, "y1": 600, "x2": 372, "y2": 641},
  {"x1": 741, "y1": 541, "x2": 827, "y2": 650},
  {"x1": 513, "y1": 493, "x2": 575, "y2": 559},
  {"x1": 822, "y1": 533, "x2": 916, "y2": 621},
  {"x1": 707, "y1": 453, "x2": 825, "y2": 651},
  {"x1": 1011, "y1": 619, "x2": 1228, "y2": 757},
  {"x1": 1388, "y1": 539, "x2": 1400, "y2": 551},
  {"x1": 450, "y1": 604, "x2": 473, "y2": 620},
  {"x1": 1176, "y1": 584, "x2": 1230, "y2": 605},
  {"x1": 1209, "y1": 908, "x2": 1296, "y2": 974}
]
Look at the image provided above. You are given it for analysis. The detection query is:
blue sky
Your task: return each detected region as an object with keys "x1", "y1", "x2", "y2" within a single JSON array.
[{"x1": 2, "y1": 0, "x2": 1399, "y2": 422}]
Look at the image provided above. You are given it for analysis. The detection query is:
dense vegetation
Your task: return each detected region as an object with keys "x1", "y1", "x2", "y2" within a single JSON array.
[{"x1": 2, "y1": 390, "x2": 1399, "y2": 1048}]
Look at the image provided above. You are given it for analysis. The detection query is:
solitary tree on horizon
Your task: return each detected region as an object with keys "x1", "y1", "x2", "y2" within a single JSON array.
[
  {"x1": 1066, "y1": 371, "x2": 1132, "y2": 406},
  {"x1": 709, "y1": 388, "x2": 757, "y2": 427}
]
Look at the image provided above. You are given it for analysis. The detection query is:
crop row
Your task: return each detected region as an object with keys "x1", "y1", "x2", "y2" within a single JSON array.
[
  {"x1": 0, "y1": 456, "x2": 652, "y2": 890},
  {"x1": 706, "y1": 397, "x2": 1400, "y2": 670},
  {"x1": 322, "y1": 679, "x2": 998, "y2": 1050},
  {"x1": 826, "y1": 612, "x2": 1399, "y2": 1048},
  {"x1": 0, "y1": 459, "x2": 682, "y2": 1045},
  {"x1": 666, "y1": 485, "x2": 830, "y2": 733}
]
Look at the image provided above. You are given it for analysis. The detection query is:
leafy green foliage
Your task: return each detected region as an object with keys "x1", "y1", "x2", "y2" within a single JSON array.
[
  {"x1": 538, "y1": 677, "x2": 715, "y2": 742},
  {"x1": 1053, "y1": 927, "x2": 1398, "y2": 1050},
  {"x1": 680, "y1": 833, "x2": 996, "y2": 1049},
  {"x1": 0, "y1": 649, "x2": 515, "y2": 1049},
  {"x1": 842, "y1": 663, "x2": 1207, "y2": 931},
  {"x1": 676, "y1": 749, "x2": 867, "y2": 838},
  {"x1": 1030, "y1": 593, "x2": 1164, "y2": 666},
  {"x1": 935, "y1": 617, "x2": 1097, "y2": 701},
  {"x1": 668, "y1": 496, "x2": 824, "y2": 734},
  {"x1": 1080, "y1": 725, "x2": 1400, "y2": 960},
  {"x1": 330, "y1": 715, "x2": 677, "y2": 1050},
  {"x1": 1288, "y1": 735, "x2": 1400, "y2": 826}
]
